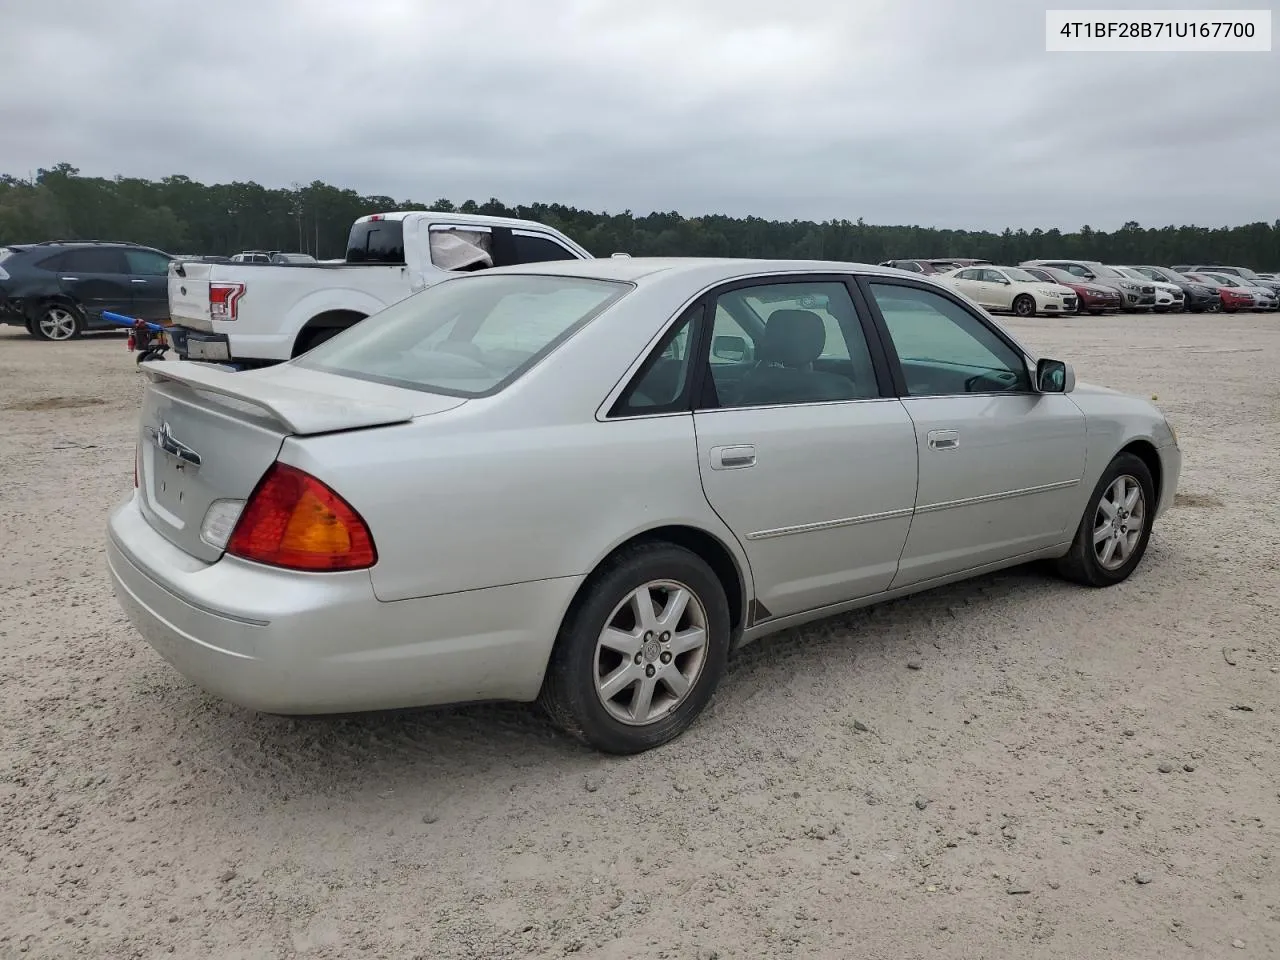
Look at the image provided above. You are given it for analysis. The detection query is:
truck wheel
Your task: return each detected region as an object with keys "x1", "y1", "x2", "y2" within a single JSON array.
[
  {"x1": 32, "y1": 304, "x2": 84, "y2": 341},
  {"x1": 295, "y1": 327, "x2": 342, "y2": 355}
]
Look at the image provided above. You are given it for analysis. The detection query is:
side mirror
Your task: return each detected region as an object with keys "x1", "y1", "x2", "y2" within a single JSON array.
[
  {"x1": 1036, "y1": 358, "x2": 1075, "y2": 393},
  {"x1": 712, "y1": 335, "x2": 748, "y2": 362}
]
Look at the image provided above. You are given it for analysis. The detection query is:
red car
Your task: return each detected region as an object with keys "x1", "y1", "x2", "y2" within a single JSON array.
[
  {"x1": 1185, "y1": 273, "x2": 1254, "y2": 312},
  {"x1": 1021, "y1": 265, "x2": 1123, "y2": 315}
]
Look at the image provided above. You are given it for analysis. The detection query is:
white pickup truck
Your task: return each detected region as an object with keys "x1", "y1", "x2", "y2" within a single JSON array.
[{"x1": 166, "y1": 211, "x2": 593, "y2": 365}]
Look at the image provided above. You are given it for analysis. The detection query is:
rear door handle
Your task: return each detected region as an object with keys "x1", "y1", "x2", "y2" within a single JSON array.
[
  {"x1": 927, "y1": 429, "x2": 959, "y2": 450},
  {"x1": 130, "y1": 278, "x2": 148, "y2": 284},
  {"x1": 710, "y1": 444, "x2": 756, "y2": 470},
  {"x1": 60, "y1": 276, "x2": 80, "y2": 282}
]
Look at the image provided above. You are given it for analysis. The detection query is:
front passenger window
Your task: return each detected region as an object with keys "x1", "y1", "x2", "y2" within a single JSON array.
[{"x1": 867, "y1": 283, "x2": 1031, "y2": 396}]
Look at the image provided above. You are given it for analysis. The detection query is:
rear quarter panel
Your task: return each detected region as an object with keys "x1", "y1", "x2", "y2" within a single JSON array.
[
  {"x1": 276, "y1": 271, "x2": 756, "y2": 609},
  {"x1": 282, "y1": 409, "x2": 747, "y2": 605}
]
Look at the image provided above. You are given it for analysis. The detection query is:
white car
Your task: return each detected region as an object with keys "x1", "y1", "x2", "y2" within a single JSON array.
[
  {"x1": 108, "y1": 257, "x2": 1181, "y2": 754},
  {"x1": 1113, "y1": 267, "x2": 1184, "y2": 312},
  {"x1": 939, "y1": 266, "x2": 1078, "y2": 317}
]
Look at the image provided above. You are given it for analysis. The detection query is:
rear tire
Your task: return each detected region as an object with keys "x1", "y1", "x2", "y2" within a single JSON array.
[
  {"x1": 539, "y1": 542, "x2": 731, "y2": 754},
  {"x1": 1055, "y1": 452, "x2": 1155, "y2": 588},
  {"x1": 294, "y1": 327, "x2": 343, "y2": 355},
  {"x1": 31, "y1": 303, "x2": 83, "y2": 341},
  {"x1": 1013, "y1": 294, "x2": 1036, "y2": 318}
]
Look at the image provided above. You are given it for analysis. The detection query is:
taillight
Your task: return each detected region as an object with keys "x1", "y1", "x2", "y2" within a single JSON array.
[
  {"x1": 226, "y1": 463, "x2": 376, "y2": 571},
  {"x1": 209, "y1": 282, "x2": 246, "y2": 321}
]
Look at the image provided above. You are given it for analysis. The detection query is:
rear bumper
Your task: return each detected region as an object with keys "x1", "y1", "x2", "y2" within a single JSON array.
[{"x1": 106, "y1": 494, "x2": 582, "y2": 714}]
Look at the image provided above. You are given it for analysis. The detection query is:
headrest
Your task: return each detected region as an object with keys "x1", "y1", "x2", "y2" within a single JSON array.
[{"x1": 759, "y1": 309, "x2": 826, "y2": 366}]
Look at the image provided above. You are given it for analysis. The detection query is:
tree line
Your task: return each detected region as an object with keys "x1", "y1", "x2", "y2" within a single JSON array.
[{"x1": 3, "y1": 163, "x2": 1278, "y2": 269}]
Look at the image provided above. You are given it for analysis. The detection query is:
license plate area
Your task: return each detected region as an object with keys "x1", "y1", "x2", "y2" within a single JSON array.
[
  {"x1": 150, "y1": 448, "x2": 195, "y2": 526},
  {"x1": 188, "y1": 338, "x2": 231, "y2": 361}
]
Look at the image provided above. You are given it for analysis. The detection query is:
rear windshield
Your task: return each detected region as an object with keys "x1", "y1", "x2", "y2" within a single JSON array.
[
  {"x1": 346, "y1": 218, "x2": 406, "y2": 264},
  {"x1": 296, "y1": 274, "x2": 631, "y2": 397}
]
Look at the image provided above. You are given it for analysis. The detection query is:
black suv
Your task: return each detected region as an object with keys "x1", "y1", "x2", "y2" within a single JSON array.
[{"x1": 0, "y1": 241, "x2": 173, "y2": 341}]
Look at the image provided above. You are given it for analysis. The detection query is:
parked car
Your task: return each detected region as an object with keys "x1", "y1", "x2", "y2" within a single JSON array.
[
  {"x1": 1020, "y1": 266, "x2": 1123, "y2": 314},
  {"x1": 938, "y1": 265, "x2": 1078, "y2": 316},
  {"x1": 230, "y1": 250, "x2": 278, "y2": 263},
  {"x1": 1112, "y1": 267, "x2": 1184, "y2": 312},
  {"x1": 1184, "y1": 273, "x2": 1257, "y2": 312},
  {"x1": 1234, "y1": 278, "x2": 1280, "y2": 311},
  {"x1": 108, "y1": 257, "x2": 1180, "y2": 754},
  {"x1": 1021, "y1": 260, "x2": 1156, "y2": 311},
  {"x1": 1188, "y1": 264, "x2": 1266, "y2": 282},
  {"x1": 1192, "y1": 272, "x2": 1277, "y2": 311},
  {"x1": 1124, "y1": 266, "x2": 1220, "y2": 313},
  {"x1": 167, "y1": 212, "x2": 593, "y2": 366},
  {"x1": 0, "y1": 240, "x2": 174, "y2": 340},
  {"x1": 270, "y1": 253, "x2": 317, "y2": 264},
  {"x1": 878, "y1": 258, "x2": 992, "y2": 275}
]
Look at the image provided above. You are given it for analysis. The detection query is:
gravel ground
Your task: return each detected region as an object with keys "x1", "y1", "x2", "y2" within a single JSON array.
[{"x1": 2, "y1": 313, "x2": 1278, "y2": 960}]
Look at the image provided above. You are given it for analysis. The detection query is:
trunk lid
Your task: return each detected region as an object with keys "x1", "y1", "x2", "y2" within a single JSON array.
[
  {"x1": 168, "y1": 261, "x2": 216, "y2": 331},
  {"x1": 136, "y1": 361, "x2": 465, "y2": 561}
]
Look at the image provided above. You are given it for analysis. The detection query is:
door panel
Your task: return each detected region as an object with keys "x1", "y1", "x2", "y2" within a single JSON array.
[
  {"x1": 691, "y1": 277, "x2": 915, "y2": 618},
  {"x1": 124, "y1": 249, "x2": 174, "y2": 321},
  {"x1": 57, "y1": 248, "x2": 132, "y2": 318},
  {"x1": 892, "y1": 394, "x2": 1085, "y2": 586},
  {"x1": 695, "y1": 401, "x2": 918, "y2": 616},
  {"x1": 862, "y1": 279, "x2": 1087, "y2": 586}
]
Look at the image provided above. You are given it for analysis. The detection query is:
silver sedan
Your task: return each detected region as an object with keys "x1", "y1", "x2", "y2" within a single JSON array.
[{"x1": 108, "y1": 258, "x2": 1181, "y2": 754}]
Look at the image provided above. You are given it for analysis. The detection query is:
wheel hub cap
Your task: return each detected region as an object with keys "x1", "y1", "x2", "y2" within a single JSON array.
[{"x1": 593, "y1": 580, "x2": 710, "y2": 726}]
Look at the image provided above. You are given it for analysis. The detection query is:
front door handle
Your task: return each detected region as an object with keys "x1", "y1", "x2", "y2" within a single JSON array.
[
  {"x1": 131, "y1": 278, "x2": 148, "y2": 284},
  {"x1": 60, "y1": 276, "x2": 80, "y2": 282},
  {"x1": 927, "y1": 429, "x2": 959, "y2": 450},
  {"x1": 710, "y1": 444, "x2": 756, "y2": 470}
]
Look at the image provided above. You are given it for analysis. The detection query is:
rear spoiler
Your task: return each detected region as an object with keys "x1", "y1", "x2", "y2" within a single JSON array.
[{"x1": 141, "y1": 360, "x2": 415, "y2": 435}]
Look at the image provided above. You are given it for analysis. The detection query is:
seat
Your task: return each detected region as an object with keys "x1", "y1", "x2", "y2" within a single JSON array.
[{"x1": 733, "y1": 309, "x2": 859, "y2": 407}]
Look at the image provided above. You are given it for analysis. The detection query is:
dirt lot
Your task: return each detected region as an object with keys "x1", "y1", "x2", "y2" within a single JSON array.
[{"x1": 1, "y1": 314, "x2": 1277, "y2": 960}]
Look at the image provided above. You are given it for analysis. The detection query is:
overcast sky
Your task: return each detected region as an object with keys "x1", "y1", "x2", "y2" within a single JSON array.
[{"x1": 1, "y1": 0, "x2": 1276, "y2": 231}]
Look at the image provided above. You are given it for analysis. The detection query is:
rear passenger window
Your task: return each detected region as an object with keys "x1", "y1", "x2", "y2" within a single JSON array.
[
  {"x1": 612, "y1": 306, "x2": 703, "y2": 416},
  {"x1": 60, "y1": 249, "x2": 129, "y2": 274},
  {"x1": 512, "y1": 234, "x2": 578, "y2": 264},
  {"x1": 706, "y1": 280, "x2": 881, "y2": 408}
]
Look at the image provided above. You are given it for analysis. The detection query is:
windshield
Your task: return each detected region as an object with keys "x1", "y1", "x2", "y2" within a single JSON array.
[
  {"x1": 296, "y1": 273, "x2": 631, "y2": 396},
  {"x1": 1092, "y1": 265, "x2": 1124, "y2": 278},
  {"x1": 1158, "y1": 268, "x2": 1190, "y2": 282},
  {"x1": 1003, "y1": 268, "x2": 1039, "y2": 282},
  {"x1": 1117, "y1": 267, "x2": 1147, "y2": 280}
]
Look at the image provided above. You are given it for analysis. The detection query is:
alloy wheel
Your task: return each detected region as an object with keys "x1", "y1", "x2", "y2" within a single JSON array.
[
  {"x1": 593, "y1": 580, "x2": 709, "y2": 725},
  {"x1": 1093, "y1": 474, "x2": 1147, "y2": 571},
  {"x1": 38, "y1": 308, "x2": 78, "y2": 341}
]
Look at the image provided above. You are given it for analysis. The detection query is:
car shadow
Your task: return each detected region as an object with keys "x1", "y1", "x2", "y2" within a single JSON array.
[{"x1": 118, "y1": 545, "x2": 1185, "y2": 814}]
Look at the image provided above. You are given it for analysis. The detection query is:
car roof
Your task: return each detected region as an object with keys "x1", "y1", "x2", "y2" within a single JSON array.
[{"x1": 477, "y1": 256, "x2": 921, "y2": 285}]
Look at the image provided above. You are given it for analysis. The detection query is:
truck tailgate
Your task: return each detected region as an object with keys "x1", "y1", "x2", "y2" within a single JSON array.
[{"x1": 168, "y1": 261, "x2": 215, "y2": 331}]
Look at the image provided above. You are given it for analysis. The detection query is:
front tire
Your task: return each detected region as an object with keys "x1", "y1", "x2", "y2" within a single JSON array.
[
  {"x1": 539, "y1": 542, "x2": 731, "y2": 754},
  {"x1": 31, "y1": 303, "x2": 83, "y2": 341},
  {"x1": 1055, "y1": 452, "x2": 1155, "y2": 587},
  {"x1": 1013, "y1": 294, "x2": 1036, "y2": 318}
]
